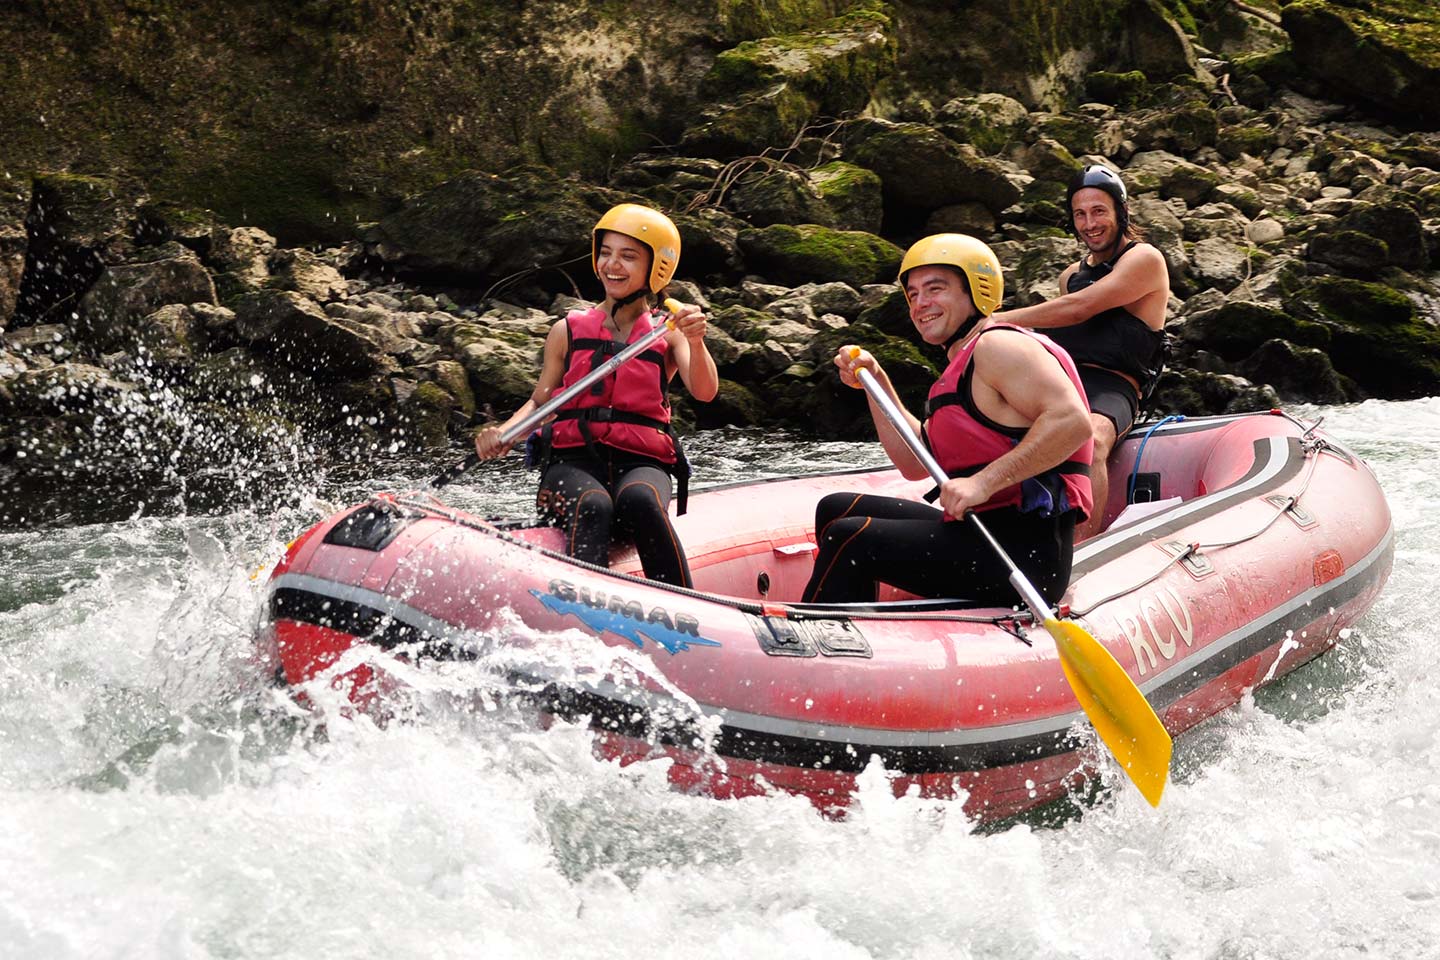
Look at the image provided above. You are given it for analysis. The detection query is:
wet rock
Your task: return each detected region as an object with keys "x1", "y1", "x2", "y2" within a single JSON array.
[
  {"x1": 12, "y1": 174, "x2": 144, "y2": 328},
  {"x1": 269, "y1": 249, "x2": 348, "y2": 302},
  {"x1": 0, "y1": 181, "x2": 29, "y2": 328},
  {"x1": 1179, "y1": 299, "x2": 1332, "y2": 360}
]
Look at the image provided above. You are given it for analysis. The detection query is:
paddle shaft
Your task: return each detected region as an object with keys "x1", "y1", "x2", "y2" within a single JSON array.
[
  {"x1": 853, "y1": 365, "x2": 1051, "y2": 621},
  {"x1": 430, "y1": 300, "x2": 679, "y2": 488}
]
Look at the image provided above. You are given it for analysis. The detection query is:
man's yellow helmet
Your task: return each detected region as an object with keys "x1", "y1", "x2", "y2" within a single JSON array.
[
  {"x1": 897, "y1": 233, "x2": 1004, "y2": 316},
  {"x1": 592, "y1": 204, "x2": 682, "y2": 294}
]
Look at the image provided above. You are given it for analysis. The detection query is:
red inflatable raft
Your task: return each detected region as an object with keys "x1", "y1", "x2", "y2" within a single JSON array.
[{"x1": 259, "y1": 410, "x2": 1392, "y2": 821}]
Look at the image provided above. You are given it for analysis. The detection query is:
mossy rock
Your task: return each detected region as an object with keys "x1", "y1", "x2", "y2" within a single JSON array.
[
  {"x1": 1148, "y1": 367, "x2": 1282, "y2": 417},
  {"x1": 700, "y1": 0, "x2": 897, "y2": 113},
  {"x1": 811, "y1": 161, "x2": 884, "y2": 233},
  {"x1": 1216, "y1": 123, "x2": 1279, "y2": 161},
  {"x1": 737, "y1": 223, "x2": 903, "y2": 288},
  {"x1": 1180, "y1": 300, "x2": 1332, "y2": 361},
  {"x1": 680, "y1": 85, "x2": 821, "y2": 159},
  {"x1": 848, "y1": 123, "x2": 1021, "y2": 213},
  {"x1": 725, "y1": 167, "x2": 834, "y2": 228},
  {"x1": 1129, "y1": 103, "x2": 1218, "y2": 155},
  {"x1": 1281, "y1": 0, "x2": 1440, "y2": 125},
  {"x1": 1085, "y1": 70, "x2": 1151, "y2": 109},
  {"x1": 1307, "y1": 230, "x2": 1390, "y2": 276},
  {"x1": 1336, "y1": 201, "x2": 1429, "y2": 270},
  {"x1": 1284, "y1": 275, "x2": 1440, "y2": 399},
  {"x1": 935, "y1": 93, "x2": 1030, "y2": 155},
  {"x1": 691, "y1": 378, "x2": 766, "y2": 428},
  {"x1": 1030, "y1": 114, "x2": 1098, "y2": 157},
  {"x1": 715, "y1": 0, "x2": 850, "y2": 42}
]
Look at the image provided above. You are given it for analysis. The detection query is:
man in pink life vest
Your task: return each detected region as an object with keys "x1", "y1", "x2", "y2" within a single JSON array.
[{"x1": 802, "y1": 234, "x2": 1093, "y2": 605}]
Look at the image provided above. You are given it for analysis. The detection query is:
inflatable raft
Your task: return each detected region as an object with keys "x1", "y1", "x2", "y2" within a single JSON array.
[{"x1": 259, "y1": 410, "x2": 1392, "y2": 821}]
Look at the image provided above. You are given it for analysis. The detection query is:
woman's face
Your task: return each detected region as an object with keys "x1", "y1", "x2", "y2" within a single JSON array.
[{"x1": 596, "y1": 231, "x2": 652, "y2": 300}]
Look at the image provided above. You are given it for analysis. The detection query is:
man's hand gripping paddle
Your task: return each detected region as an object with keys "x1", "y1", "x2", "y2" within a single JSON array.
[{"x1": 848, "y1": 348, "x2": 1172, "y2": 806}]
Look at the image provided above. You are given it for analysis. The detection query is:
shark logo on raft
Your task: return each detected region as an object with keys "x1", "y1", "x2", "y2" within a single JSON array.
[{"x1": 531, "y1": 580, "x2": 722, "y2": 655}]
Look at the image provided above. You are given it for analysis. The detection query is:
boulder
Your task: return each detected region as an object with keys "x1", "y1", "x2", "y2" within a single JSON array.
[
  {"x1": 725, "y1": 166, "x2": 833, "y2": 229},
  {"x1": 810, "y1": 162, "x2": 885, "y2": 234},
  {"x1": 1235, "y1": 338, "x2": 1357, "y2": 404},
  {"x1": 737, "y1": 224, "x2": 903, "y2": 288},
  {"x1": 232, "y1": 289, "x2": 398, "y2": 380},
  {"x1": 1285, "y1": 276, "x2": 1440, "y2": 399},
  {"x1": 76, "y1": 243, "x2": 218, "y2": 351},
  {"x1": 935, "y1": 93, "x2": 1031, "y2": 154},
  {"x1": 1125, "y1": 151, "x2": 1220, "y2": 205},
  {"x1": 1282, "y1": 0, "x2": 1440, "y2": 125},
  {"x1": 848, "y1": 122, "x2": 1022, "y2": 213},
  {"x1": 12, "y1": 174, "x2": 144, "y2": 328},
  {"x1": 685, "y1": 3, "x2": 897, "y2": 157}
]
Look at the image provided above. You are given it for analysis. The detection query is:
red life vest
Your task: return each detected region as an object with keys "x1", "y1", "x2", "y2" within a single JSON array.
[
  {"x1": 549, "y1": 307, "x2": 677, "y2": 465},
  {"x1": 923, "y1": 324, "x2": 1094, "y2": 520}
]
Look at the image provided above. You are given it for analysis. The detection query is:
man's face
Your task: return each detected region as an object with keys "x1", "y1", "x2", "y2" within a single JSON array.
[
  {"x1": 1071, "y1": 186, "x2": 1120, "y2": 254},
  {"x1": 905, "y1": 265, "x2": 976, "y2": 346}
]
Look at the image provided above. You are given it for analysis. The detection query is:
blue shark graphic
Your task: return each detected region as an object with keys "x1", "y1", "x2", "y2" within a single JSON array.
[{"x1": 530, "y1": 588, "x2": 722, "y2": 655}]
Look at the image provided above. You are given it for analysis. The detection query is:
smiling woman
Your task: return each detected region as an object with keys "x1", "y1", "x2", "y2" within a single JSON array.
[{"x1": 468, "y1": 203, "x2": 719, "y2": 587}]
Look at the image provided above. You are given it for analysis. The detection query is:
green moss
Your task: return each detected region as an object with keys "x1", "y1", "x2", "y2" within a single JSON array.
[{"x1": 1085, "y1": 70, "x2": 1150, "y2": 108}]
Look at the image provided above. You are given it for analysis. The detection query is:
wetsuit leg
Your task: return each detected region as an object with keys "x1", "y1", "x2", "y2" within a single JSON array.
[
  {"x1": 612, "y1": 463, "x2": 693, "y2": 587},
  {"x1": 803, "y1": 494, "x2": 1077, "y2": 604},
  {"x1": 537, "y1": 460, "x2": 614, "y2": 567}
]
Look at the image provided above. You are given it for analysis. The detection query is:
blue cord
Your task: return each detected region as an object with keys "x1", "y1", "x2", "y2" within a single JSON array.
[{"x1": 1127, "y1": 415, "x2": 1185, "y2": 503}]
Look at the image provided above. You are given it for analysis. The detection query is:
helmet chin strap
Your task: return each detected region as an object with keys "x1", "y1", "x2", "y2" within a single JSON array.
[
  {"x1": 942, "y1": 311, "x2": 983, "y2": 352},
  {"x1": 611, "y1": 287, "x2": 650, "y2": 310}
]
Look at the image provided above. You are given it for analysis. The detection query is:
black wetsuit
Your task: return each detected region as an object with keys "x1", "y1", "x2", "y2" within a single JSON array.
[{"x1": 537, "y1": 447, "x2": 693, "y2": 588}]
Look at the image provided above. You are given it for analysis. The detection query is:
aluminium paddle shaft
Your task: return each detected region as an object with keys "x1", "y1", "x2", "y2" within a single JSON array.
[{"x1": 430, "y1": 298, "x2": 682, "y2": 489}]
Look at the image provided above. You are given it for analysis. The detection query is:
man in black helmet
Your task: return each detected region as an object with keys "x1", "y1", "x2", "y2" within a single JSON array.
[{"x1": 988, "y1": 163, "x2": 1168, "y2": 541}]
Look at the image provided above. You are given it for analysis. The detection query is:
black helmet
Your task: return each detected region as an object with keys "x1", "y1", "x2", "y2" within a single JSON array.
[{"x1": 1065, "y1": 164, "x2": 1129, "y2": 241}]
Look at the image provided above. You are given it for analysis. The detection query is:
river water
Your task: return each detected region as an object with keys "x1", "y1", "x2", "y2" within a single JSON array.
[{"x1": 2, "y1": 399, "x2": 1437, "y2": 959}]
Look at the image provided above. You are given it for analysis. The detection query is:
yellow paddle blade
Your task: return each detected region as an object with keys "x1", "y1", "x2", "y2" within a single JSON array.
[{"x1": 1047, "y1": 617, "x2": 1173, "y2": 807}]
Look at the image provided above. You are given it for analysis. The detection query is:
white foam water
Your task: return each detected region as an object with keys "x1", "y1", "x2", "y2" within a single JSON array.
[{"x1": 2, "y1": 404, "x2": 1437, "y2": 959}]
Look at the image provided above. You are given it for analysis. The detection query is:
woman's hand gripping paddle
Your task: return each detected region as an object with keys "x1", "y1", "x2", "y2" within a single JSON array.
[
  {"x1": 848, "y1": 349, "x2": 1172, "y2": 806},
  {"x1": 430, "y1": 298, "x2": 684, "y2": 489}
]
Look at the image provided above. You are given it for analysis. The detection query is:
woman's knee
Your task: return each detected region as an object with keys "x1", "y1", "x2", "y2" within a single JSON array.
[{"x1": 614, "y1": 478, "x2": 668, "y2": 523}]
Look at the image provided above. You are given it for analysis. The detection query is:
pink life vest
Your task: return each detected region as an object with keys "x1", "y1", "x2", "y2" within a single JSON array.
[
  {"x1": 923, "y1": 324, "x2": 1094, "y2": 520},
  {"x1": 549, "y1": 306, "x2": 677, "y2": 465}
]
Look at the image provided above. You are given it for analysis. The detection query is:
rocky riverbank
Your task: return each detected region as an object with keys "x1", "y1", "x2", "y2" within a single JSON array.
[{"x1": 2, "y1": 0, "x2": 1438, "y2": 526}]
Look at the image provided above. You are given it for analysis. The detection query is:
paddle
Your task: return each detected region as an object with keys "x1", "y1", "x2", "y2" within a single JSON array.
[
  {"x1": 430, "y1": 298, "x2": 684, "y2": 489},
  {"x1": 849, "y1": 351, "x2": 1172, "y2": 806}
]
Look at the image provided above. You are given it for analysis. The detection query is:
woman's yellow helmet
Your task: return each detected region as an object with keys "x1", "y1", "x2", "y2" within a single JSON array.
[
  {"x1": 897, "y1": 233, "x2": 1004, "y2": 316},
  {"x1": 592, "y1": 204, "x2": 682, "y2": 294}
]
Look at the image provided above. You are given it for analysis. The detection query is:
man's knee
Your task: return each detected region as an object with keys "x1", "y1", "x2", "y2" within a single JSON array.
[{"x1": 1089, "y1": 413, "x2": 1119, "y2": 459}]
